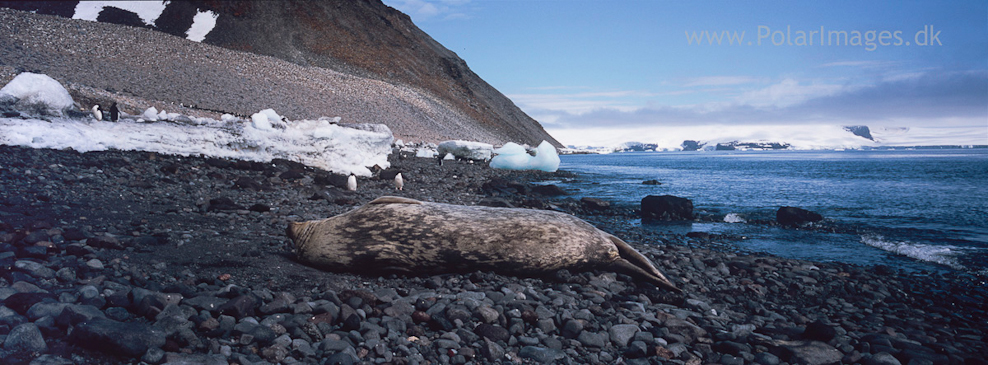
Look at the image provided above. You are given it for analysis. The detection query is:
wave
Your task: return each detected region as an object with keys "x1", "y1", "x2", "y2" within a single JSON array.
[
  {"x1": 861, "y1": 235, "x2": 962, "y2": 269},
  {"x1": 723, "y1": 213, "x2": 746, "y2": 223}
]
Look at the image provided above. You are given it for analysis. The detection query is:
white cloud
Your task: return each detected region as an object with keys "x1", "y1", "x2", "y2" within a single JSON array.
[{"x1": 733, "y1": 78, "x2": 845, "y2": 108}]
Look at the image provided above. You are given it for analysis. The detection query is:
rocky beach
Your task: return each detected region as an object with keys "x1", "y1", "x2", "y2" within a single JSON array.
[{"x1": 1, "y1": 145, "x2": 986, "y2": 365}]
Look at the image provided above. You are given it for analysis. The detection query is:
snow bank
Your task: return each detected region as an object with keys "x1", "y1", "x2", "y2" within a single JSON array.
[
  {"x1": 490, "y1": 141, "x2": 560, "y2": 172},
  {"x1": 0, "y1": 112, "x2": 394, "y2": 176},
  {"x1": 437, "y1": 140, "x2": 493, "y2": 161},
  {"x1": 0, "y1": 73, "x2": 76, "y2": 116}
]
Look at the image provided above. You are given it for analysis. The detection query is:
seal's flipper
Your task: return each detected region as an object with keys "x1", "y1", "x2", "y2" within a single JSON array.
[
  {"x1": 369, "y1": 196, "x2": 423, "y2": 205},
  {"x1": 608, "y1": 235, "x2": 681, "y2": 292}
]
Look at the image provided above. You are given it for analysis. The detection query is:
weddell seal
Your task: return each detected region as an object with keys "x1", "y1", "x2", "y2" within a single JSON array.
[{"x1": 286, "y1": 196, "x2": 680, "y2": 291}]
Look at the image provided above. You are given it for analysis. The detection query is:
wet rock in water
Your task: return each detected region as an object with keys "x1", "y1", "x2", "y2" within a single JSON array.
[
  {"x1": 777, "y1": 206, "x2": 823, "y2": 227},
  {"x1": 581, "y1": 197, "x2": 611, "y2": 211},
  {"x1": 641, "y1": 195, "x2": 694, "y2": 221},
  {"x1": 531, "y1": 184, "x2": 567, "y2": 196},
  {"x1": 642, "y1": 179, "x2": 662, "y2": 185}
]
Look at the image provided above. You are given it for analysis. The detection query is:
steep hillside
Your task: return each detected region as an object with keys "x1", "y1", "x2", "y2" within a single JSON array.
[{"x1": 0, "y1": 1, "x2": 559, "y2": 146}]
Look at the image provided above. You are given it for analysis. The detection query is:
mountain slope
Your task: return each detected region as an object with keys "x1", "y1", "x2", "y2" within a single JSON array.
[{"x1": 0, "y1": 1, "x2": 559, "y2": 147}]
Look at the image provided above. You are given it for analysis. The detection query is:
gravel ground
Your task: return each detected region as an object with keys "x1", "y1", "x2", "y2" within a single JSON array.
[{"x1": 1, "y1": 145, "x2": 986, "y2": 365}]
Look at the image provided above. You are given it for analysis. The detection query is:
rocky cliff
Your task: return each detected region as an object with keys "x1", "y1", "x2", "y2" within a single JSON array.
[{"x1": 0, "y1": 1, "x2": 559, "y2": 146}]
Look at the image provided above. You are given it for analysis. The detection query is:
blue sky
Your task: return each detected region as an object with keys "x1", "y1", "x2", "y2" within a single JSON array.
[{"x1": 383, "y1": 0, "x2": 987, "y2": 147}]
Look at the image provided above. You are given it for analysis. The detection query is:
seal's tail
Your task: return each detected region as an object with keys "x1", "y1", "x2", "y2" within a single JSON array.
[{"x1": 608, "y1": 235, "x2": 682, "y2": 292}]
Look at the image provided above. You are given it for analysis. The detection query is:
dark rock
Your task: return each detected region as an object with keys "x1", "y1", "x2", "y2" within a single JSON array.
[
  {"x1": 3, "y1": 323, "x2": 47, "y2": 352},
  {"x1": 207, "y1": 197, "x2": 244, "y2": 211},
  {"x1": 580, "y1": 197, "x2": 611, "y2": 211},
  {"x1": 279, "y1": 168, "x2": 306, "y2": 180},
  {"x1": 518, "y1": 346, "x2": 566, "y2": 363},
  {"x1": 477, "y1": 197, "x2": 515, "y2": 208},
  {"x1": 803, "y1": 320, "x2": 837, "y2": 342},
  {"x1": 474, "y1": 323, "x2": 510, "y2": 342},
  {"x1": 71, "y1": 318, "x2": 166, "y2": 357},
  {"x1": 561, "y1": 319, "x2": 584, "y2": 339},
  {"x1": 531, "y1": 184, "x2": 567, "y2": 196},
  {"x1": 479, "y1": 338, "x2": 505, "y2": 362},
  {"x1": 641, "y1": 195, "x2": 694, "y2": 221},
  {"x1": 777, "y1": 207, "x2": 823, "y2": 227},
  {"x1": 55, "y1": 304, "x2": 105, "y2": 327},
  {"x1": 218, "y1": 294, "x2": 259, "y2": 318},
  {"x1": 714, "y1": 341, "x2": 752, "y2": 356},
  {"x1": 248, "y1": 203, "x2": 270, "y2": 212},
  {"x1": 3, "y1": 292, "x2": 57, "y2": 315},
  {"x1": 608, "y1": 324, "x2": 639, "y2": 348},
  {"x1": 774, "y1": 340, "x2": 842, "y2": 365},
  {"x1": 61, "y1": 227, "x2": 89, "y2": 241},
  {"x1": 686, "y1": 231, "x2": 710, "y2": 240},
  {"x1": 87, "y1": 234, "x2": 124, "y2": 249},
  {"x1": 233, "y1": 176, "x2": 268, "y2": 190},
  {"x1": 642, "y1": 179, "x2": 662, "y2": 185},
  {"x1": 577, "y1": 331, "x2": 608, "y2": 348}
]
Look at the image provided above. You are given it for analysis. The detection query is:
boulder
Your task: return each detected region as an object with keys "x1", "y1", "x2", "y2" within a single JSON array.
[
  {"x1": 641, "y1": 195, "x2": 693, "y2": 221},
  {"x1": 777, "y1": 207, "x2": 823, "y2": 227}
]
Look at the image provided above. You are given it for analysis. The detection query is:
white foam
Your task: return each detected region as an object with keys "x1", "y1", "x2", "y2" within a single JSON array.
[
  {"x1": 723, "y1": 213, "x2": 746, "y2": 223},
  {"x1": 861, "y1": 235, "x2": 962, "y2": 269}
]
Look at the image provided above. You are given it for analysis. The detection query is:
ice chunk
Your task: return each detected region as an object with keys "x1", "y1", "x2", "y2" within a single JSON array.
[
  {"x1": 724, "y1": 213, "x2": 746, "y2": 223},
  {"x1": 437, "y1": 140, "x2": 493, "y2": 161},
  {"x1": 0, "y1": 73, "x2": 76, "y2": 116},
  {"x1": 416, "y1": 148, "x2": 437, "y2": 158},
  {"x1": 142, "y1": 107, "x2": 159, "y2": 121},
  {"x1": 221, "y1": 114, "x2": 238, "y2": 122},
  {"x1": 490, "y1": 140, "x2": 560, "y2": 172}
]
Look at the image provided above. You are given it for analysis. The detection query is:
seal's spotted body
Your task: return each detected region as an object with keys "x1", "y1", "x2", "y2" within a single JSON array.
[{"x1": 288, "y1": 196, "x2": 679, "y2": 291}]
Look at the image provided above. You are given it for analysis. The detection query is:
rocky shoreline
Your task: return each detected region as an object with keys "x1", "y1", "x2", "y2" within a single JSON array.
[{"x1": 1, "y1": 145, "x2": 986, "y2": 364}]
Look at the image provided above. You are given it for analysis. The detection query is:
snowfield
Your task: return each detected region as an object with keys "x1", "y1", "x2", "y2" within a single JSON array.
[{"x1": 0, "y1": 72, "x2": 393, "y2": 176}]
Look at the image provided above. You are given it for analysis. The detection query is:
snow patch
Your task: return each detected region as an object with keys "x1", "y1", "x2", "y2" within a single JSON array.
[
  {"x1": 186, "y1": 10, "x2": 219, "y2": 42},
  {"x1": 0, "y1": 73, "x2": 76, "y2": 116},
  {"x1": 0, "y1": 113, "x2": 393, "y2": 176},
  {"x1": 73, "y1": 1, "x2": 167, "y2": 26},
  {"x1": 142, "y1": 107, "x2": 159, "y2": 122},
  {"x1": 490, "y1": 141, "x2": 560, "y2": 172},
  {"x1": 416, "y1": 148, "x2": 437, "y2": 158}
]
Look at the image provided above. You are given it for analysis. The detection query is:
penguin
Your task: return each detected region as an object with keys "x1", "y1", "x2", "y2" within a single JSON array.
[
  {"x1": 109, "y1": 102, "x2": 120, "y2": 122},
  {"x1": 346, "y1": 173, "x2": 357, "y2": 191},
  {"x1": 394, "y1": 173, "x2": 404, "y2": 191},
  {"x1": 91, "y1": 105, "x2": 103, "y2": 121}
]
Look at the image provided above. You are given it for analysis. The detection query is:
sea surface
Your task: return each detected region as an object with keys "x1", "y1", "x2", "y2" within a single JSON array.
[{"x1": 554, "y1": 149, "x2": 988, "y2": 275}]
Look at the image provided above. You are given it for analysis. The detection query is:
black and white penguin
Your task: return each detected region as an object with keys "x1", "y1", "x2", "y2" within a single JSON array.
[
  {"x1": 394, "y1": 173, "x2": 404, "y2": 191},
  {"x1": 109, "y1": 102, "x2": 119, "y2": 122},
  {"x1": 346, "y1": 173, "x2": 357, "y2": 191},
  {"x1": 91, "y1": 105, "x2": 103, "y2": 121}
]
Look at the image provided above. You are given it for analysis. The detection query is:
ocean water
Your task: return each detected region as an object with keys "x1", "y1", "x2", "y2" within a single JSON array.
[{"x1": 555, "y1": 149, "x2": 988, "y2": 275}]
